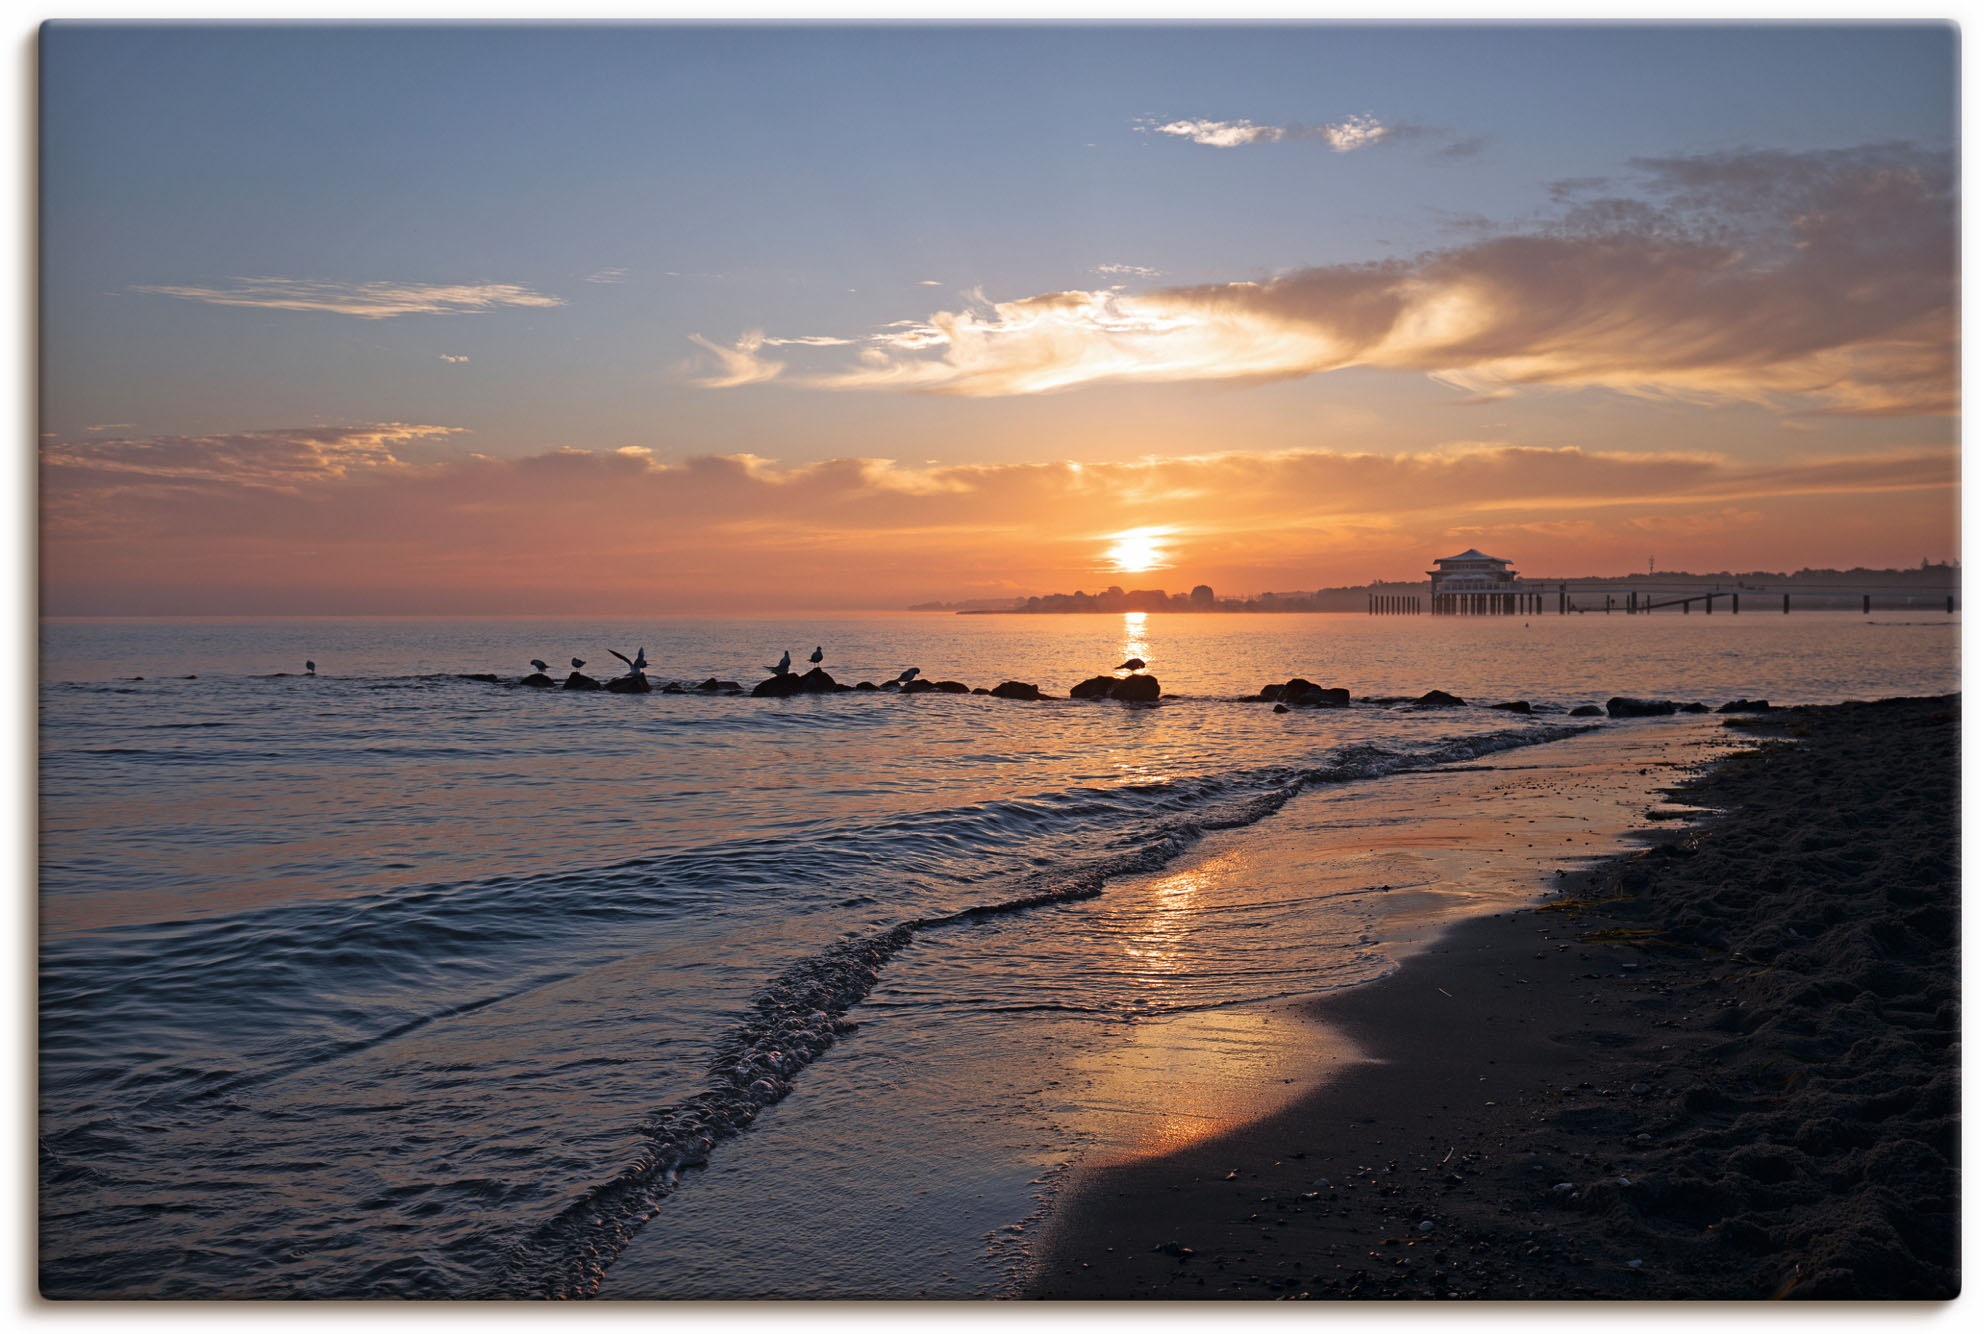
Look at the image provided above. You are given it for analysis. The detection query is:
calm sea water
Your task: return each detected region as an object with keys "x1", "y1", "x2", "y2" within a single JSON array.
[{"x1": 38, "y1": 611, "x2": 1957, "y2": 1297}]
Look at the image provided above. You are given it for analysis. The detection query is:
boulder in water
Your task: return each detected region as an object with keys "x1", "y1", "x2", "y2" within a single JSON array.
[
  {"x1": 1070, "y1": 675, "x2": 1117, "y2": 700},
  {"x1": 1718, "y1": 699, "x2": 1772, "y2": 713},
  {"x1": 853, "y1": 681, "x2": 879, "y2": 692},
  {"x1": 458, "y1": 673, "x2": 500, "y2": 683},
  {"x1": 1488, "y1": 700, "x2": 1532, "y2": 714},
  {"x1": 931, "y1": 680, "x2": 970, "y2": 694},
  {"x1": 990, "y1": 681, "x2": 1046, "y2": 701},
  {"x1": 1113, "y1": 674, "x2": 1161, "y2": 702},
  {"x1": 1570, "y1": 704, "x2": 1605, "y2": 717},
  {"x1": 520, "y1": 672, "x2": 556, "y2": 688},
  {"x1": 1290, "y1": 685, "x2": 1350, "y2": 708},
  {"x1": 900, "y1": 678, "x2": 937, "y2": 695},
  {"x1": 605, "y1": 673, "x2": 652, "y2": 694},
  {"x1": 696, "y1": 677, "x2": 743, "y2": 694},
  {"x1": 1606, "y1": 696, "x2": 1677, "y2": 717},
  {"x1": 1411, "y1": 689, "x2": 1466, "y2": 709},
  {"x1": 1678, "y1": 702, "x2": 1711, "y2": 714},
  {"x1": 563, "y1": 672, "x2": 603, "y2": 691}
]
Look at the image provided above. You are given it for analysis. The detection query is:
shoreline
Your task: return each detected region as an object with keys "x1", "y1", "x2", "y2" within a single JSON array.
[{"x1": 1027, "y1": 695, "x2": 1958, "y2": 1300}]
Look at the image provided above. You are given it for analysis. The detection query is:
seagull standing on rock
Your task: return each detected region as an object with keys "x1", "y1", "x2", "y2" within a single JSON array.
[
  {"x1": 571, "y1": 657, "x2": 586, "y2": 670},
  {"x1": 767, "y1": 650, "x2": 793, "y2": 677},
  {"x1": 609, "y1": 647, "x2": 648, "y2": 675},
  {"x1": 531, "y1": 659, "x2": 549, "y2": 674},
  {"x1": 810, "y1": 646, "x2": 824, "y2": 667},
  {"x1": 893, "y1": 667, "x2": 920, "y2": 685},
  {"x1": 305, "y1": 660, "x2": 316, "y2": 676},
  {"x1": 1115, "y1": 657, "x2": 1146, "y2": 673}
]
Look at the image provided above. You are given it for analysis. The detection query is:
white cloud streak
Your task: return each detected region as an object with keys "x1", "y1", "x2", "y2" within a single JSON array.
[
  {"x1": 132, "y1": 278, "x2": 566, "y2": 319},
  {"x1": 1140, "y1": 113, "x2": 1390, "y2": 151}
]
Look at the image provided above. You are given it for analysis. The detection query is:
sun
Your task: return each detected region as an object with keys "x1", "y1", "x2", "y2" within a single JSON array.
[{"x1": 1104, "y1": 527, "x2": 1171, "y2": 575}]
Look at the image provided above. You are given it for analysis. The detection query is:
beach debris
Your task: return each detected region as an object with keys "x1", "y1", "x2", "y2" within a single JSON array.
[
  {"x1": 1418, "y1": 1220, "x2": 1435, "y2": 1233},
  {"x1": 1552, "y1": 1182, "x2": 1576, "y2": 1193},
  {"x1": 1628, "y1": 1259, "x2": 1644, "y2": 1270},
  {"x1": 1311, "y1": 1177, "x2": 1332, "y2": 1190}
]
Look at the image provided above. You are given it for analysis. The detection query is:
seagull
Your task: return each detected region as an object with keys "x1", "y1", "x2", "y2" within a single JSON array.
[
  {"x1": 571, "y1": 657, "x2": 586, "y2": 670},
  {"x1": 609, "y1": 647, "x2": 648, "y2": 675},
  {"x1": 893, "y1": 667, "x2": 920, "y2": 684},
  {"x1": 531, "y1": 659, "x2": 549, "y2": 674},
  {"x1": 809, "y1": 646, "x2": 824, "y2": 666},
  {"x1": 1115, "y1": 657, "x2": 1146, "y2": 673},
  {"x1": 766, "y1": 650, "x2": 792, "y2": 676},
  {"x1": 305, "y1": 660, "x2": 316, "y2": 676}
]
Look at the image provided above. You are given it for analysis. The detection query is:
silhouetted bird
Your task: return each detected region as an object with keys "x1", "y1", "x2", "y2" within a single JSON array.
[
  {"x1": 893, "y1": 667, "x2": 920, "y2": 684},
  {"x1": 810, "y1": 646, "x2": 824, "y2": 666},
  {"x1": 305, "y1": 660, "x2": 316, "y2": 676},
  {"x1": 1115, "y1": 657, "x2": 1147, "y2": 673},
  {"x1": 767, "y1": 650, "x2": 793, "y2": 676},
  {"x1": 531, "y1": 659, "x2": 549, "y2": 673},
  {"x1": 609, "y1": 647, "x2": 648, "y2": 675},
  {"x1": 571, "y1": 657, "x2": 586, "y2": 670}
]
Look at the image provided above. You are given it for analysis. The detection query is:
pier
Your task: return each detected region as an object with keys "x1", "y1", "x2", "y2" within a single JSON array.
[{"x1": 1371, "y1": 582, "x2": 1959, "y2": 616}]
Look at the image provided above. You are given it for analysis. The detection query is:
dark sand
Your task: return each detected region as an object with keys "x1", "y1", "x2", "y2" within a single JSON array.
[{"x1": 1030, "y1": 696, "x2": 1958, "y2": 1300}]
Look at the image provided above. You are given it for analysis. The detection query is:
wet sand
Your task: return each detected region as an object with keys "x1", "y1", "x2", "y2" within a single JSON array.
[{"x1": 1029, "y1": 696, "x2": 1958, "y2": 1300}]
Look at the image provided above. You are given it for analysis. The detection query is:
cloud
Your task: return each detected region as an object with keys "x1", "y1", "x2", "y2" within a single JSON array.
[
  {"x1": 1092, "y1": 263, "x2": 1163, "y2": 279},
  {"x1": 41, "y1": 431, "x2": 1955, "y2": 614},
  {"x1": 439, "y1": 354, "x2": 470, "y2": 364},
  {"x1": 684, "y1": 331, "x2": 784, "y2": 387},
  {"x1": 706, "y1": 144, "x2": 1953, "y2": 416},
  {"x1": 583, "y1": 267, "x2": 630, "y2": 284},
  {"x1": 918, "y1": 279, "x2": 944, "y2": 287},
  {"x1": 131, "y1": 278, "x2": 566, "y2": 319},
  {"x1": 1139, "y1": 113, "x2": 1389, "y2": 151}
]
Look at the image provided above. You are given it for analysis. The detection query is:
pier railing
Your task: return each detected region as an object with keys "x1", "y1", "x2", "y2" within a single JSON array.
[{"x1": 1372, "y1": 585, "x2": 1959, "y2": 615}]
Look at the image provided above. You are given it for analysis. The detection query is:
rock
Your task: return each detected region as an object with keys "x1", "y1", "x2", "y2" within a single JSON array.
[
  {"x1": 971, "y1": 687, "x2": 990, "y2": 694},
  {"x1": 1418, "y1": 1220, "x2": 1436, "y2": 1234},
  {"x1": 1273, "y1": 703, "x2": 1290, "y2": 713},
  {"x1": 695, "y1": 678, "x2": 742, "y2": 694},
  {"x1": 900, "y1": 678, "x2": 936, "y2": 695},
  {"x1": 457, "y1": 673, "x2": 500, "y2": 683},
  {"x1": 605, "y1": 673, "x2": 651, "y2": 694},
  {"x1": 1070, "y1": 675, "x2": 1117, "y2": 700},
  {"x1": 1718, "y1": 698, "x2": 1772, "y2": 713},
  {"x1": 562, "y1": 672, "x2": 603, "y2": 691},
  {"x1": 990, "y1": 680, "x2": 1046, "y2": 701},
  {"x1": 1678, "y1": 701, "x2": 1710, "y2": 713},
  {"x1": 1292, "y1": 686, "x2": 1350, "y2": 708},
  {"x1": 1112, "y1": 674, "x2": 1161, "y2": 702},
  {"x1": 853, "y1": 681, "x2": 879, "y2": 691},
  {"x1": 1257, "y1": 681, "x2": 1288, "y2": 701},
  {"x1": 1570, "y1": 704, "x2": 1605, "y2": 717},
  {"x1": 753, "y1": 674, "x2": 804, "y2": 698},
  {"x1": 660, "y1": 682, "x2": 685, "y2": 693},
  {"x1": 1489, "y1": 700, "x2": 1532, "y2": 714},
  {"x1": 1262, "y1": 676, "x2": 1318, "y2": 702},
  {"x1": 797, "y1": 667, "x2": 840, "y2": 693},
  {"x1": 520, "y1": 672, "x2": 556, "y2": 688},
  {"x1": 1411, "y1": 689, "x2": 1466, "y2": 708},
  {"x1": 931, "y1": 680, "x2": 970, "y2": 694},
  {"x1": 1606, "y1": 696, "x2": 1678, "y2": 717}
]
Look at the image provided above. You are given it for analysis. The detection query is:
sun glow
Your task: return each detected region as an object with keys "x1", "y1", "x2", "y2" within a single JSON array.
[{"x1": 1104, "y1": 527, "x2": 1171, "y2": 574}]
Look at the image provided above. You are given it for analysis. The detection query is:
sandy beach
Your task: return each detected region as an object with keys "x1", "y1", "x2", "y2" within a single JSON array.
[{"x1": 1030, "y1": 695, "x2": 1959, "y2": 1300}]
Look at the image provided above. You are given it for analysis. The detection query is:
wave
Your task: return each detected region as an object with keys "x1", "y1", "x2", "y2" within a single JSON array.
[{"x1": 487, "y1": 723, "x2": 1584, "y2": 1297}]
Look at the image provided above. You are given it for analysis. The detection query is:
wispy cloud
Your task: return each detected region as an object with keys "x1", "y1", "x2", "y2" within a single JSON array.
[
  {"x1": 582, "y1": 267, "x2": 630, "y2": 284},
  {"x1": 696, "y1": 144, "x2": 1954, "y2": 417},
  {"x1": 439, "y1": 354, "x2": 470, "y2": 364},
  {"x1": 1092, "y1": 263, "x2": 1163, "y2": 279},
  {"x1": 131, "y1": 278, "x2": 566, "y2": 319},
  {"x1": 1139, "y1": 113, "x2": 1389, "y2": 151},
  {"x1": 42, "y1": 433, "x2": 1954, "y2": 613},
  {"x1": 684, "y1": 331, "x2": 784, "y2": 387}
]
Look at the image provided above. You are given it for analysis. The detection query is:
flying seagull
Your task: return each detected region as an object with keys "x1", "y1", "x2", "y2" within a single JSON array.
[
  {"x1": 609, "y1": 647, "x2": 648, "y2": 675},
  {"x1": 571, "y1": 657, "x2": 586, "y2": 670},
  {"x1": 1115, "y1": 657, "x2": 1147, "y2": 673},
  {"x1": 531, "y1": 659, "x2": 549, "y2": 673},
  {"x1": 767, "y1": 650, "x2": 792, "y2": 676},
  {"x1": 809, "y1": 646, "x2": 824, "y2": 666},
  {"x1": 305, "y1": 660, "x2": 316, "y2": 676},
  {"x1": 894, "y1": 667, "x2": 920, "y2": 684}
]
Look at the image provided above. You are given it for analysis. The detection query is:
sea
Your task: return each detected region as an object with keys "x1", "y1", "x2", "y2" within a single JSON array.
[{"x1": 36, "y1": 610, "x2": 1959, "y2": 1299}]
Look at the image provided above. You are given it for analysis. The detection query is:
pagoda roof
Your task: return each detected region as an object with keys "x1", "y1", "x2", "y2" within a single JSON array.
[{"x1": 1435, "y1": 548, "x2": 1511, "y2": 563}]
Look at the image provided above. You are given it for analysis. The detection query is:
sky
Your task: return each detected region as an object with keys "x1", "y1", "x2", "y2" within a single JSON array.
[{"x1": 37, "y1": 21, "x2": 1960, "y2": 615}]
